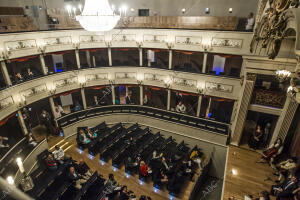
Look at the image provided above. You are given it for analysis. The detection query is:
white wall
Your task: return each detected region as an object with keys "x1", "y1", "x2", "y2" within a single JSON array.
[{"x1": 0, "y1": 0, "x2": 258, "y2": 18}]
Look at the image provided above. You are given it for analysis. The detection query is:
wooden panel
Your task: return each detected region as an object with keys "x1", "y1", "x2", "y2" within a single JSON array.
[{"x1": 0, "y1": 7, "x2": 24, "y2": 16}]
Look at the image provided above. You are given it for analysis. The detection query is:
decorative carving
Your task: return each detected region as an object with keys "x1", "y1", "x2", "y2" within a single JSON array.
[
  {"x1": 44, "y1": 36, "x2": 72, "y2": 46},
  {"x1": 251, "y1": 89, "x2": 286, "y2": 108},
  {"x1": 246, "y1": 73, "x2": 257, "y2": 81},
  {"x1": 173, "y1": 77, "x2": 196, "y2": 87},
  {"x1": 250, "y1": 0, "x2": 299, "y2": 59},
  {"x1": 143, "y1": 35, "x2": 167, "y2": 43},
  {"x1": 5, "y1": 40, "x2": 37, "y2": 51},
  {"x1": 175, "y1": 36, "x2": 202, "y2": 45},
  {"x1": 211, "y1": 38, "x2": 243, "y2": 48},
  {"x1": 112, "y1": 34, "x2": 136, "y2": 42},
  {"x1": 85, "y1": 74, "x2": 97, "y2": 81},
  {"x1": 97, "y1": 73, "x2": 108, "y2": 79},
  {"x1": 79, "y1": 35, "x2": 105, "y2": 43},
  {"x1": 55, "y1": 77, "x2": 77, "y2": 87},
  {"x1": 20, "y1": 84, "x2": 46, "y2": 97},
  {"x1": 0, "y1": 96, "x2": 13, "y2": 109},
  {"x1": 205, "y1": 82, "x2": 233, "y2": 93},
  {"x1": 115, "y1": 72, "x2": 136, "y2": 79}
]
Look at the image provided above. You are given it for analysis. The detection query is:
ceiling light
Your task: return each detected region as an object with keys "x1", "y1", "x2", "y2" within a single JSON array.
[
  {"x1": 276, "y1": 69, "x2": 291, "y2": 82},
  {"x1": 76, "y1": 0, "x2": 120, "y2": 32},
  {"x1": 232, "y1": 169, "x2": 238, "y2": 175}
]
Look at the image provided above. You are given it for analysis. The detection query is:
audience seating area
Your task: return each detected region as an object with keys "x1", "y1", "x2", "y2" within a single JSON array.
[
  {"x1": 58, "y1": 105, "x2": 229, "y2": 135},
  {"x1": 76, "y1": 121, "x2": 211, "y2": 198}
]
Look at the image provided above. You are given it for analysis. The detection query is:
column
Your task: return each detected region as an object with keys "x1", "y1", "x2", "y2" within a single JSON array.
[
  {"x1": 167, "y1": 89, "x2": 171, "y2": 110},
  {"x1": 139, "y1": 48, "x2": 143, "y2": 67},
  {"x1": 92, "y1": 56, "x2": 96, "y2": 67},
  {"x1": 17, "y1": 110, "x2": 28, "y2": 135},
  {"x1": 270, "y1": 96, "x2": 298, "y2": 145},
  {"x1": 202, "y1": 52, "x2": 208, "y2": 73},
  {"x1": 39, "y1": 54, "x2": 47, "y2": 75},
  {"x1": 231, "y1": 73, "x2": 256, "y2": 145},
  {"x1": 0, "y1": 61, "x2": 12, "y2": 86},
  {"x1": 196, "y1": 95, "x2": 202, "y2": 117},
  {"x1": 49, "y1": 96, "x2": 56, "y2": 119},
  {"x1": 168, "y1": 50, "x2": 173, "y2": 70},
  {"x1": 81, "y1": 88, "x2": 87, "y2": 109},
  {"x1": 111, "y1": 85, "x2": 115, "y2": 105},
  {"x1": 205, "y1": 97, "x2": 212, "y2": 117},
  {"x1": 140, "y1": 85, "x2": 143, "y2": 105},
  {"x1": 86, "y1": 50, "x2": 92, "y2": 68},
  {"x1": 75, "y1": 49, "x2": 81, "y2": 69},
  {"x1": 108, "y1": 48, "x2": 112, "y2": 66}
]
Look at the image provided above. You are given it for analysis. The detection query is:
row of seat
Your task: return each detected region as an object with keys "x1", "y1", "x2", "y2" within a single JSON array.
[
  {"x1": 76, "y1": 122, "x2": 202, "y2": 196},
  {"x1": 58, "y1": 105, "x2": 229, "y2": 135}
]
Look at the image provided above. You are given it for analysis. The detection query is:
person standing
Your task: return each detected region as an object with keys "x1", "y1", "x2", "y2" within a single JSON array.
[
  {"x1": 249, "y1": 125, "x2": 263, "y2": 150},
  {"x1": 40, "y1": 110, "x2": 55, "y2": 137},
  {"x1": 246, "y1": 12, "x2": 255, "y2": 31}
]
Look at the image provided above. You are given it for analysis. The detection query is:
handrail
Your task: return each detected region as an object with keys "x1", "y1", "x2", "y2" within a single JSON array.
[
  {"x1": 0, "y1": 137, "x2": 26, "y2": 163},
  {"x1": 57, "y1": 105, "x2": 230, "y2": 135}
]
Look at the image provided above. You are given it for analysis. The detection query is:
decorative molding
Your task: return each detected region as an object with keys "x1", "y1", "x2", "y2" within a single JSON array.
[
  {"x1": 79, "y1": 35, "x2": 105, "y2": 43},
  {"x1": 205, "y1": 82, "x2": 233, "y2": 93},
  {"x1": 144, "y1": 73, "x2": 167, "y2": 82},
  {"x1": 21, "y1": 84, "x2": 47, "y2": 97},
  {"x1": 44, "y1": 36, "x2": 72, "y2": 46},
  {"x1": 55, "y1": 77, "x2": 77, "y2": 87},
  {"x1": 112, "y1": 34, "x2": 136, "y2": 42},
  {"x1": 85, "y1": 74, "x2": 97, "y2": 81},
  {"x1": 173, "y1": 77, "x2": 196, "y2": 87},
  {"x1": 115, "y1": 72, "x2": 136, "y2": 79},
  {"x1": 246, "y1": 73, "x2": 257, "y2": 81},
  {"x1": 143, "y1": 35, "x2": 167, "y2": 43},
  {"x1": 97, "y1": 73, "x2": 108, "y2": 80},
  {"x1": 5, "y1": 40, "x2": 37, "y2": 51},
  {"x1": 211, "y1": 38, "x2": 243, "y2": 48},
  {"x1": 0, "y1": 96, "x2": 14, "y2": 109},
  {"x1": 175, "y1": 36, "x2": 202, "y2": 45}
]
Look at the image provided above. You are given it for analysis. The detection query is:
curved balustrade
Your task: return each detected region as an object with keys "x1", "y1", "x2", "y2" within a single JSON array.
[
  {"x1": 57, "y1": 105, "x2": 230, "y2": 135},
  {"x1": 0, "y1": 67, "x2": 241, "y2": 122}
]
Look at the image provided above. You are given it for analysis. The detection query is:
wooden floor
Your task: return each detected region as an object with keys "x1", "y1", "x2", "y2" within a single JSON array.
[
  {"x1": 33, "y1": 127, "x2": 196, "y2": 200},
  {"x1": 223, "y1": 145, "x2": 276, "y2": 200}
]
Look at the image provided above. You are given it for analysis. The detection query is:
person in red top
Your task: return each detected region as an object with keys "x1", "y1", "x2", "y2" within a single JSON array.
[
  {"x1": 139, "y1": 161, "x2": 148, "y2": 177},
  {"x1": 45, "y1": 154, "x2": 57, "y2": 171}
]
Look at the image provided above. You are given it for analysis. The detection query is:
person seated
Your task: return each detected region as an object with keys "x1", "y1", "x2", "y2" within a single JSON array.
[
  {"x1": 119, "y1": 186, "x2": 130, "y2": 200},
  {"x1": 77, "y1": 159, "x2": 92, "y2": 177},
  {"x1": 176, "y1": 101, "x2": 186, "y2": 113},
  {"x1": 161, "y1": 157, "x2": 171, "y2": 173},
  {"x1": 15, "y1": 72, "x2": 24, "y2": 83},
  {"x1": 271, "y1": 176, "x2": 299, "y2": 199},
  {"x1": 182, "y1": 158, "x2": 194, "y2": 180},
  {"x1": 190, "y1": 149, "x2": 203, "y2": 169},
  {"x1": 86, "y1": 128, "x2": 97, "y2": 140},
  {"x1": 78, "y1": 129, "x2": 91, "y2": 145},
  {"x1": 68, "y1": 166, "x2": 88, "y2": 189},
  {"x1": 0, "y1": 136, "x2": 9, "y2": 149},
  {"x1": 258, "y1": 138, "x2": 283, "y2": 165},
  {"x1": 53, "y1": 145, "x2": 66, "y2": 164},
  {"x1": 104, "y1": 174, "x2": 120, "y2": 198},
  {"x1": 27, "y1": 133, "x2": 37, "y2": 147},
  {"x1": 139, "y1": 161, "x2": 149, "y2": 179},
  {"x1": 45, "y1": 154, "x2": 57, "y2": 171},
  {"x1": 153, "y1": 170, "x2": 168, "y2": 187},
  {"x1": 73, "y1": 101, "x2": 83, "y2": 112},
  {"x1": 25, "y1": 68, "x2": 34, "y2": 80},
  {"x1": 54, "y1": 104, "x2": 65, "y2": 118},
  {"x1": 248, "y1": 125, "x2": 263, "y2": 150},
  {"x1": 126, "y1": 92, "x2": 133, "y2": 104},
  {"x1": 93, "y1": 96, "x2": 99, "y2": 106},
  {"x1": 125, "y1": 157, "x2": 138, "y2": 173},
  {"x1": 274, "y1": 157, "x2": 297, "y2": 183}
]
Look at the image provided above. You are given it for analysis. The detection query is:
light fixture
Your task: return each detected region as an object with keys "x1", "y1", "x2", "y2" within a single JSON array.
[
  {"x1": 205, "y1": 8, "x2": 210, "y2": 14},
  {"x1": 76, "y1": 0, "x2": 120, "y2": 32},
  {"x1": 197, "y1": 82, "x2": 205, "y2": 94},
  {"x1": 164, "y1": 76, "x2": 173, "y2": 88},
  {"x1": 7, "y1": 176, "x2": 14, "y2": 185},
  {"x1": 276, "y1": 69, "x2": 291, "y2": 82},
  {"x1": 78, "y1": 76, "x2": 86, "y2": 87},
  {"x1": 229, "y1": 8, "x2": 233, "y2": 13},
  {"x1": 47, "y1": 83, "x2": 56, "y2": 95},
  {"x1": 232, "y1": 169, "x2": 238, "y2": 176},
  {"x1": 136, "y1": 74, "x2": 144, "y2": 84},
  {"x1": 181, "y1": 8, "x2": 186, "y2": 14},
  {"x1": 130, "y1": 8, "x2": 135, "y2": 12},
  {"x1": 16, "y1": 157, "x2": 25, "y2": 174}
]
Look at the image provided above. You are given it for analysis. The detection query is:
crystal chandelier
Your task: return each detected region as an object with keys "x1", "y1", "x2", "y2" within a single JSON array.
[
  {"x1": 276, "y1": 69, "x2": 291, "y2": 82},
  {"x1": 75, "y1": 0, "x2": 120, "y2": 32}
]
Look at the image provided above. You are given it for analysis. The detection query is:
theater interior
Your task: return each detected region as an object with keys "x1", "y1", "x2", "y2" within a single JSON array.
[{"x1": 0, "y1": 0, "x2": 300, "y2": 200}]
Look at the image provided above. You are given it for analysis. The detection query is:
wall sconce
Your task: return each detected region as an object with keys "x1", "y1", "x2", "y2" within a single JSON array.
[
  {"x1": 166, "y1": 42, "x2": 174, "y2": 49},
  {"x1": 38, "y1": 45, "x2": 46, "y2": 55},
  {"x1": 16, "y1": 157, "x2": 25, "y2": 174},
  {"x1": 78, "y1": 76, "x2": 86, "y2": 87},
  {"x1": 14, "y1": 94, "x2": 26, "y2": 108},
  {"x1": 136, "y1": 73, "x2": 144, "y2": 85},
  {"x1": 105, "y1": 41, "x2": 112, "y2": 47},
  {"x1": 164, "y1": 76, "x2": 173, "y2": 88},
  {"x1": 7, "y1": 176, "x2": 15, "y2": 185},
  {"x1": 287, "y1": 85, "x2": 296, "y2": 97},
  {"x1": 6, "y1": 47, "x2": 12, "y2": 55},
  {"x1": 197, "y1": 82, "x2": 206, "y2": 94},
  {"x1": 202, "y1": 39, "x2": 212, "y2": 51},
  {"x1": 136, "y1": 41, "x2": 143, "y2": 48},
  {"x1": 47, "y1": 83, "x2": 56, "y2": 95}
]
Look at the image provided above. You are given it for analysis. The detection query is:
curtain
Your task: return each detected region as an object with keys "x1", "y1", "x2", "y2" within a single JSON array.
[
  {"x1": 0, "y1": 113, "x2": 16, "y2": 126},
  {"x1": 10, "y1": 55, "x2": 37, "y2": 62}
]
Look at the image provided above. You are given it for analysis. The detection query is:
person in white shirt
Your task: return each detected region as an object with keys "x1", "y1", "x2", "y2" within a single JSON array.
[
  {"x1": 54, "y1": 104, "x2": 65, "y2": 118},
  {"x1": 0, "y1": 136, "x2": 9, "y2": 148},
  {"x1": 176, "y1": 101, "x2": 186, "y2": 113},
  {"x1": 53, "y1": 145, "x2": 65, "y2": 164},
  {"x1": 246, "y1": 12, "x2": 255, "y2": 31},
  {"x1": 28, "y1": 133, "x2": 37, "y2": 147}
]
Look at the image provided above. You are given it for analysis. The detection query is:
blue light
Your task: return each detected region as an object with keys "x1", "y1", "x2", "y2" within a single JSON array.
[
  {"x1": 169, "y1": 195, "x2": 174, "y2": 200},
  {"x1": 139, "y1": 180, "x2": 144, "y2": 185},
  {"x1": 154, "y1": 187, "x2": 158, "y2": 193},
  {"x1": 78, "y1": 149, "x2": 83, "y2": 154},
  {"x1": 15, "y1": 113, "x2": 18, "y2": 117},
  {"x1": 100, "y1": 160, "x2": 105, "y2": 165},
  {"x1": 60, "y1": 130, "x2": 64, "y2": 137},
  {"x1": 125, "y1": 173, "x2": 130, "y2": 178},
  {"x1": 113, "y1": 166, "x2": 117, "y2": 172},
  {"x1": 208, "y1": 112, "x2": 212, "y2": 118},
  {"x1": 89, "y1": 154, "x2": 94, "y2": 160}
]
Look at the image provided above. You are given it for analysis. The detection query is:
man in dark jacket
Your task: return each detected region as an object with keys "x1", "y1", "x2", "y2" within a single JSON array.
[
  {"x1": 68, "y1": 166, "x2": 87, "y2": 189},
  {"x1": 271, "y1": 176, "x2": 299, "y2": 200}
]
